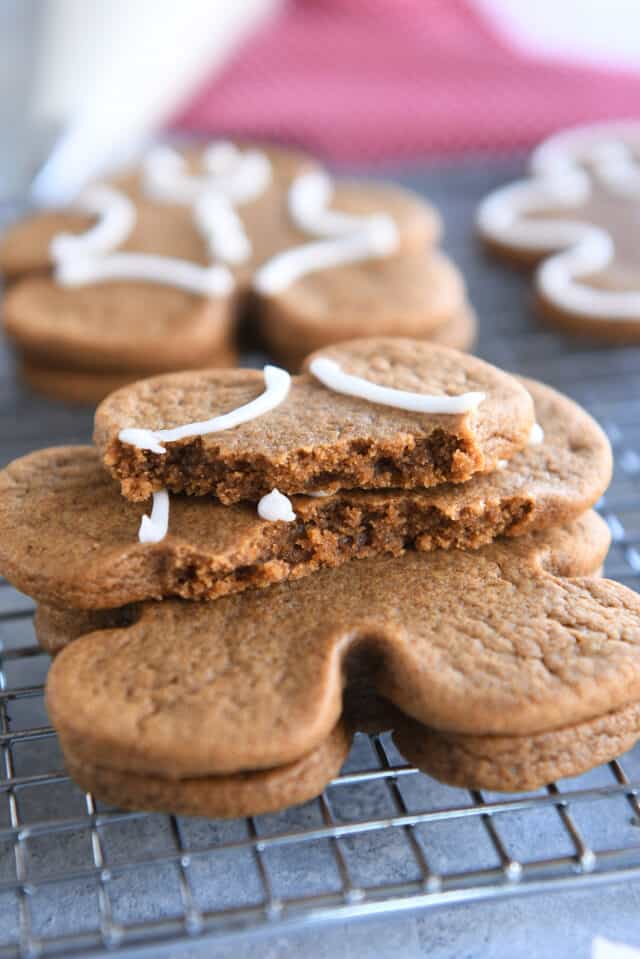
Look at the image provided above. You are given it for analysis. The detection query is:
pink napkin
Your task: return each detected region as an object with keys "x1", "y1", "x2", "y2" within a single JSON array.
[{"x1": 175, "y1": 0, "x2": 640, "y2": 162}]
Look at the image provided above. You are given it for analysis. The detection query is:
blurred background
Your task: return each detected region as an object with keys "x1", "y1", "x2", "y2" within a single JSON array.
[
  {"x1": 3, "y1": 0, "x2": 640, "y2": 204},
  {"x1": 3, "y1": 6, "x2": 640, "y2": 959}
]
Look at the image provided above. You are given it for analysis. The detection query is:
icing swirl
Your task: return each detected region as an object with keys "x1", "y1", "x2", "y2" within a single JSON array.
[{"x1": 253, "y1": 169, "x2": 399, "y2": 294}]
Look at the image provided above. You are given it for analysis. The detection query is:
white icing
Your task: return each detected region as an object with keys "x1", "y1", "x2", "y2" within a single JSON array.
[
  {"x1": 289, "y1": 170, "x2": 391, "y2": 237},
  {"x1": 138, "y1": 489, "x2": 170, "y2": 543},
  {"x1": 496, "y1": 459, "x2": 508, "y2": 470},
  {"x1": 254, "y1": 222, "x2": 398, "y2": 295},
  {"x1": 253, "y1": 169, "x2": 399, "y2": 294},
  {"x1": 119, "y1": 364, "x2": 291, "y2": 453},
  {"x1": 258, "y1": 489, "x2": 296, "y2": 522},
  {"x1": 530, "y1": 121, "x2": 640, "y2": 197},
  {"x1": 55, "y1": 251, "x2": 233, "y2": 296},
  {"x1": 145, "y1": 143, "x2": 271, "y2": 206},
  {"x1": 475, "y1": 172, "x2": 592, "y2": 253},
  {"x1": 143, "y1": 142, "x2": 271, "y2": 265},
  {"x1": 49, "y1": 176, "x2": 234, "y2": 296},
  {"x1": 309, "y1": 356, "x2": 485, "y2": 414},
  {"x1": 529, "y1": 422, "x2": 544, "y2": 445},
  {"x1": 50, "y1": 184, "x2": 137, "y2": 261},
  {"x1": 306, "y1": 490, "x2": 334, "y2": 498},
  {"x1": 476, "y1": 121, "x2": 640, "y2": 321},
  {"x1": 194, "y1": 190, "x2": 251, "y2": 265},
  {"x1": 592, "y1": 936, "x2": 640, "y2": 959}
]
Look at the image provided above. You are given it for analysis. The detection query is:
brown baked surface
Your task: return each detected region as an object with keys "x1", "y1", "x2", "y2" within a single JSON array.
[
  {"x1": 35, "y1": 605, "x2": 135, "y2": 656},
  {"x1": 264, "y1": 305, "x2": 477, "y2": 373},
  {"x1": 416, "y1": 303, "x2": 477, "y2": 352},
  {"x1": 260, "y1": 251, "x2": 468, "y2": 361},
  {"x1": 2, "y1": 378, "x2": 610, "y2": 609},
  {"x1": 4, "y1": 280, "x2": 233, "y2": 373},
  {"x1": 394, "y1": 700, "x2": 640, "y2": 792},
  {"x1": 63, "y1": 721, "x2": 351, "y2": 819},
  {"x1": 45, "y1": 513, "x2": 629, "y2": 784},
  {"x1": 94, "y1": 338, "x2": 535, "y2": 503},
  {"x1": 19, "y1": 346, "x2": 237, "y2": 406}
]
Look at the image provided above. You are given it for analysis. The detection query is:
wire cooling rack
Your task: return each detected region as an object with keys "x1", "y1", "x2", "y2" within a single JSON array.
[{"x1": 1, "y1": 159, "x2": 640, "y2": 958}]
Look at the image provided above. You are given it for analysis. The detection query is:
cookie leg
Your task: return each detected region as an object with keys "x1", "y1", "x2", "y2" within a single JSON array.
[
  {"x1": 61, "y1": 722, "x2": 352, "y2": 818},
  {"x1": 393, "y1": 702, "x2": 640, "y2": 792}
]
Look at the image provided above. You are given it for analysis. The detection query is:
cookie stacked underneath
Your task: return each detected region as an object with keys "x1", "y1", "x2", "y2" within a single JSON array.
[
  {"x1": 1, "y1": 338, "x2": 639, "y2": 818},
  {"x1": 1, "y1": 141, "x2": 474, "y2": 404}
]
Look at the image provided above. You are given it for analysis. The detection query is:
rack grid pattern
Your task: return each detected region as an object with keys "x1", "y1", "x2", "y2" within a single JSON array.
[{"x1": 0, "y1": 159, "x2": 640, "y2": 957}]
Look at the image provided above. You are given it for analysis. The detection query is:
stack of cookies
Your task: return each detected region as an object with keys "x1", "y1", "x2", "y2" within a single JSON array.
[
  {"x1": 1, "y1": 337, "x2": 640, "y2": 818},
  {"x1": 0, "y1": 141, "x2": 474, "y2": 404}
]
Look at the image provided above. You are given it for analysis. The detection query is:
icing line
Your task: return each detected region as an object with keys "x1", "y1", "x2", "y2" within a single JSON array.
[
  {"x1": 253, "y1": 169, "x2": 399, "y2": 294},
  {"x1": 138, "y1": 489, "x2": 170, "y2": 543},
  {"x1": 253, "y1": 223, "x2": 398, "y2": 295},
  {"x1": 143, "y1": 142, "x2": 271, "y2": 266},
  {"x1": 195, "y1": 190, "x2": 252, "y2": 265},
  {"x1": 309, "y1": 356, "x2": 485, "y2": 414},
  {"x1": 119, "y1": 364, "x2": 291, "y2": 453},
  {"x1": 476, "y1": 121, "x2": 640, "y2": 321},
  {"x1": 143, "y1": 143, "x2": 271, "y2": 207},
  {"x1": 258, "y1": 489, "x2": 296, "y2": 522},
  {"x1": 55, "y1": 251, "x2": 233, "y2": 296},
  {"x1": 289, "y1": 170, "x2": 391, "y2": 237},
  {"x1": 50, "y1": 184, "x2": 136, "y2": 261}
]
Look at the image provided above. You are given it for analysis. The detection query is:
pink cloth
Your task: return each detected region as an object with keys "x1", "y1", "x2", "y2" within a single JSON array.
[{"x1": 175, "y1": 0, "x2": 640, "y2": 163}]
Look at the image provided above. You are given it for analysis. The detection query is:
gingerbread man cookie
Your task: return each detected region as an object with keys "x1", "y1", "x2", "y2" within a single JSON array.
[
  {"x1": 45, "y1": 512, "x2": 640, "y2": 815},
  {"x1": 477, "y1": 121, "x2": 640, "y2": 341},
  {"x1": 1, "y1": 141, "x2": 470, "y2": 403}
]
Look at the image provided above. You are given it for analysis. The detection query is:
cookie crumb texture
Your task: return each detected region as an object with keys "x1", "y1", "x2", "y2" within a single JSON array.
[
  {"x1": 0, "y1": 375, "x2": 608, "y2": 609},
  {"x1": 95, "y1": 339, "x2": 535, "y2": 503}
]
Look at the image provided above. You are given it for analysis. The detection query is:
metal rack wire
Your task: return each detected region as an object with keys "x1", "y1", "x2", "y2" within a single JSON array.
[{"x1": 1, "y1": 159, "x2": 640, "y2": 957}]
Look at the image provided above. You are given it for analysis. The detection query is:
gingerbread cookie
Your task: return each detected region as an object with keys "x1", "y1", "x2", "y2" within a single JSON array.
[
  {"x1": 46, "y1": 513, "x2": 631, "y2": 813},
  {"x1": 394, "y1": 700, "x2": 640, "y2": 792},
  {"x1": 0, "y1": 144, "x2": 304, "y2": 401},
  {"x1": 19, "y1": 347, "x2": 237, "y2": 406},
  {"x1": 1, "y1": 378, "x2": 609, "y2": 609},
  {"x1": 0, "y1": 144, "x2": 317, "y2": 285},
  {"x1": 65, "y1": 721, "x2": 351, "y2": 819},
  {"x1": 94, "y1": 338, "x2": 535, "y2": 503},
  {"x1": 258, "y1": 251, "x2": 471, "y2": 369},
  {"x1": 46, "y1": 515, "x2": 610, "y2": 770},
  {"x1": 477, "y1": 121, "x2": 640, "y2": 342},
  {"x1": 34, "y1": 605, "x2": 134, "y2": 657},
  {"x1": 2, "y1": 142, "x2": 458, "y2": 403},
  {"x1": 4, "y1": 279, "x2": 234, "y2": 375}
]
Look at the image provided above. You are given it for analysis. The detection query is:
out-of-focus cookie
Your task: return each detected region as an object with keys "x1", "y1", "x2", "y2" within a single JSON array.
[
  {"x1": 5, "y1": 280, "x2": 234, "y2": 375},
  {"x1": 1, "y1": 143, "x2": 447, "y2": 405},
  {"x1": 477, "y1": 121, "x2": 640, "y2": 342},
  {"x1": 19, "y1": 347, "x2": 237, "y2": 406},
  {"x1": 259, "y1": 252, "x2": 471, "y2": 367}
]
